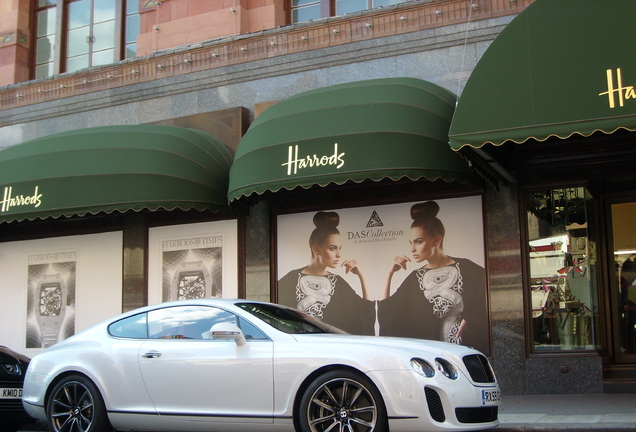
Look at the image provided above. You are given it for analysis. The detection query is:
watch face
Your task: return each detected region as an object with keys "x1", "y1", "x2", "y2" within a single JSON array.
[
  {"x1": 39, "y1": 283, "x2": 63, "y2": 317},
  {"x1": 176, "y1": 270, "x2": 206, "y2": 300}
]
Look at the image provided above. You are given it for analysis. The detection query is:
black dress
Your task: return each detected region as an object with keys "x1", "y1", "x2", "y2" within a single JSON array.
[
  {"x1": 278, "y1": 269, "x2": 376, "y2": 335},
  {"x1": 377, "y1": 257, "x2": 488, "y2": 353}
]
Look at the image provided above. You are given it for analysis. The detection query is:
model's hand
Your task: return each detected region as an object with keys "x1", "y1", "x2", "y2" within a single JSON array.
[
  {"x1": 391, "y1": 255, "x2": 411, "y2": 272},
  {"x1": 457, "y1": 319, "x2": 467, "y2": 339},
  {"x1": 342, "y1": 259, "x2": 361, "y2": 275}
]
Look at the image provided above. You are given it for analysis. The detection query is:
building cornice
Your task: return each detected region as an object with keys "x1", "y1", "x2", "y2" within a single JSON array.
[{"x1": 0, "y1": 0, "x2": 531, "y2": 112}]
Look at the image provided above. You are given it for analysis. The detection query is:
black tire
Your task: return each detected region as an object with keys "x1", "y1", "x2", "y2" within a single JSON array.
[
  {"x1": 299, "y1": 369, "x2": 388, "y2": 432},
  {"x1": 46, "y1": 374, "x2": 113, "y2": 432}
]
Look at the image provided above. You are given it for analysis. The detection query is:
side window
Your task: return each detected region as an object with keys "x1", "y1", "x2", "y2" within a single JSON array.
[
  {"x1": 108, "y1": 313, "x2": 148, "y2": 339},
  {"x1": 237, "y1": 317, "x2": 268, "y2": 341},
  {"x1": 147, "y1": 306, "x2": 237, "y2": 340}
]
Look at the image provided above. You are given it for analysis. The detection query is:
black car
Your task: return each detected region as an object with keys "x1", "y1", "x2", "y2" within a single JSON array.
[{"x1": 0, "y1": 346, "x2": 32, "y2": 431}]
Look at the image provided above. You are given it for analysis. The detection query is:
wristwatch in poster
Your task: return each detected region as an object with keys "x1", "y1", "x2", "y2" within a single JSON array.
[
  {"x1": 171, "y1": 261, "x2": 211, "y2": 300},
  {"x1": 36, "y1": 274, "x2": 66, "y2": 348}
]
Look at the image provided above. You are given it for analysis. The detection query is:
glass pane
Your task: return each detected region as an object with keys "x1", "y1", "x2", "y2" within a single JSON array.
[
  {"x1": 93, "y1": 20, "x2": 115, "y2": 51},
  {"x1": 126, "y1": 14, "x2": 140, "y2": 44},
  {"x1": 611, "y1": 202, "x2": 636, "y2": 357},
  {"x1": 38, "y1": 0, "x2": 57, "y2": 6},
  {"x1": 36, "y1": 35, "x2": 56, "y2": 64},
  {"x1": 35, "y1": 62, "x2": 55, "y2": 79},
  {"x1": 127, "y1": 0, "x2": 139, "y2": 14},
  {"x1": 108, "y1": 313, "x2": 148, "y2": 338},
  {"x1": 292, "y1": 4, "x2": 321, "y2": 23},
  {"x1": 373, "y1": 0, "x2": 406, "y2": 7},
  {"x1": 67, "y1": 26, "x2": 90, "y2": 57},
  {"x1": 292, "y1": 0, "x2": 319, "y2": 5},
  {"x1": 66, "y1": 54, "x2": 89, "y2": 72},
  {"x1": 527, "y1": 187, "x2": 598, "y2": 352},
  {"x1": 148, "y1": 306, "x2": 236, "y2": 340},
  {"x1": 92, "y1": 48, "x2": 114, "y2": 66},
  {"x1": 37, "y1": 9, "x2": 57, "y2": 37},
  {"x1": 336, "y1": 0, "x2": 368, "y2": 15},
  {"x1": 94, "y1": 2, "x2": 116, "y2": 23},
  {"x1": 69, "y1": 0, "x2": 90, "y2": 29},
  {"x1": 125, "y1": 43, "x2": 137, "y2": 59}
]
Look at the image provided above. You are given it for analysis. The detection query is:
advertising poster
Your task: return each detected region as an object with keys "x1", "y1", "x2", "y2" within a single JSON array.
[
  {"x1": 148, "y1": 220, "x2": 238, "y2": 304},
  {"x1": 161, "y1": 234, "x2": 223, "y2": 302},
  {"x1": 0, "y1": 231, "x2": 123, "y2": 354},
  {"x1": 277, "y1": 196, "x2": 490, "y2": 353},
  {"x1": 26, "y1": 251, "x2": 77, "y2": 348}
]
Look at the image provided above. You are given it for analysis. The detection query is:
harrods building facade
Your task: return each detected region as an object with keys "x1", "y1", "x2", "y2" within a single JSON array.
[{"x1": 2, "y1": 0, "x2": 636, "y2": 395}]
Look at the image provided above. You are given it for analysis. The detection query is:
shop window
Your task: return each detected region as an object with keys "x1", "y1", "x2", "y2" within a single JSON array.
[
  {"x1": 34, "y1": 0, "x2": 139, "y2": 79},
  {"x1": 526, "y1": 187, "x2": 599, "y2": 352},
  {"x1": 291, "y1": 0, "x2": 411, "y2": 23}
]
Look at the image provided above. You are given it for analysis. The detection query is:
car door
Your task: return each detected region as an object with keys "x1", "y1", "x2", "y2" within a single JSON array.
[{"x1": 138, "y1": 305, "x2": 274, "y2": 425}]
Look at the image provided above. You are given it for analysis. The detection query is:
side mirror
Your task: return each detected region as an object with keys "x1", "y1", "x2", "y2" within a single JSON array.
[{"x1": 210, "y1": 322, "x2": 246, "y2": 346}]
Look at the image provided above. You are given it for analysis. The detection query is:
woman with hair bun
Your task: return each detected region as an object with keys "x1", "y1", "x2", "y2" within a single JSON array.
[
  {"x1": 278, "y1": 211, "x2": 376, "y2": 335},
  {"x1": 378, "y1": 201, "x2": 487, "y2": 352}
]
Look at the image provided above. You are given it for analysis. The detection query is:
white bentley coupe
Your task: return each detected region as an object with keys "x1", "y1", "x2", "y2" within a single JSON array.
[{"x1": 23, "y1": 299, "x2": 500, "y2": 432}]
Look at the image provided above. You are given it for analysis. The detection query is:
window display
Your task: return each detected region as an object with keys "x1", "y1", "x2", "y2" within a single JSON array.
[{"x1": 526, "y1": 187, "x2": 599, "y2": 352}]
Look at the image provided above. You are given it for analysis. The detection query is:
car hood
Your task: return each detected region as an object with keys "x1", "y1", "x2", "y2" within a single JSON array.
[{"x1": 291, "y1": 333, "x2": 479, "y2": 358}]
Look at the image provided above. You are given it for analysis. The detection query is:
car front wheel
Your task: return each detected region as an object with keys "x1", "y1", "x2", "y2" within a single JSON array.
[
  {"x1": 299, "y1": 370, "x2": 388, "y2": 432},
  {"x1": 46, "y1": 374, "x2": 112, "y2": 432}
]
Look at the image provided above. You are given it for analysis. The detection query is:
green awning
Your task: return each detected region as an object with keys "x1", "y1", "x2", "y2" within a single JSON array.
[
  {"x1": 449, "y1": 0, "x2": 636, "y2": 150},
  {"x1": 228, "y1": 78, "x2": 477, "y2": 201},
  {"x1": 0, "y1": 125, "x2": 233, "y2": 223}
]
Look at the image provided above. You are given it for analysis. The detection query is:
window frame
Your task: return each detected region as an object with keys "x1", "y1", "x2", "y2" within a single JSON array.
[
  {"x1": 32, "y1": 0, "x2": 138, "y2": 79},
  {"x1": 521, "y1": 184, "x2": 603, "y2": 356},
  {"x1": 290, "y1": 0, "x2": 410, "y2": 24}
]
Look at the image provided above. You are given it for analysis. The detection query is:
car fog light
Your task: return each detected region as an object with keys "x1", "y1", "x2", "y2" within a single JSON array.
[{"x1": 411, "y1": 358, "x2": 435, "y2": 378}]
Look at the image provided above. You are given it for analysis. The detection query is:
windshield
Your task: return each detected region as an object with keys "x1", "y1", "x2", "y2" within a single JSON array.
[{"x1": 238, "y1": 303, "x2": 347, "y2": 335}]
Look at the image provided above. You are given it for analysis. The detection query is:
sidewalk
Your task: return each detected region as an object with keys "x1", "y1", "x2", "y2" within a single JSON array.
[{"x1": 491, "y1": 393, "x2": 636, "y2": 431}]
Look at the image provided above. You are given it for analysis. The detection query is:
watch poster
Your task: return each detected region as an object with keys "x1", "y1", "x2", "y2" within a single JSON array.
[
  {"x1": 276, "y1": 196, "x2": 491, "y2": 354},
  {"x1": 148, "y1": 220, "x2": 239, "y2": 304},
  {"x1": 26, "y1": 251, "x2": 77, "y2": 348},
  {"x1": 161, "y1": 234, "x2": 223, "y2": 302}
]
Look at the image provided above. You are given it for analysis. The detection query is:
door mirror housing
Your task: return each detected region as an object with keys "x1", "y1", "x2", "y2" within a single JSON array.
[{"x1": 210, "y1": 322, "x2": 246, "y2": 346}]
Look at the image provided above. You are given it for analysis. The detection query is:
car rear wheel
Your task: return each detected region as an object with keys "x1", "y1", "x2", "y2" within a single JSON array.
[
  {"x1": 299, "y1": 369, "x2": 388, "y2": 432},
  {"x1": 46, "y1": 374, "x2": 112, "y2": 432}
]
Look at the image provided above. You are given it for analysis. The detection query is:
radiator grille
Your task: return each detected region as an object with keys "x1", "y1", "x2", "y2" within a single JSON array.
[{"x1": 462, "y1": 354, "x2": 495, "y2": 383}]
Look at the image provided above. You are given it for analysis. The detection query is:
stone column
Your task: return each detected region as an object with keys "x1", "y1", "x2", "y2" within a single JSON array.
[{"x1": 0, "y1": 0, "x2": 30, "y2": 87}]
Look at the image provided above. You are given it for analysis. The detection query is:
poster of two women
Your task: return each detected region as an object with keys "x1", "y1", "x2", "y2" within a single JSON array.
[{"x1": 276, "y1": 195, "x2": 490, "y2": 354}]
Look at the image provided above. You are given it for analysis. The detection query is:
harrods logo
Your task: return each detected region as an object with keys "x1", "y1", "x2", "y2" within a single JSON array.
[
  {"x1": 1, "y1": 186, "x2": 43, "y2": 213},
  {"x1": 282, "y1": 143, "x2": 345, "y2": 176},
  {"x1": 599, "y1": 68, "x2": 636, "y2": 108}
]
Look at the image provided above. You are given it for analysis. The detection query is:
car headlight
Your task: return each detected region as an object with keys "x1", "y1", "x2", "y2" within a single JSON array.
[
  {"x1": 435, "y1": 358, "x2": 458, "y2": 380},
  {"x1": 1, "y1": 361, "x2": 21, "y2": 376},
  {"x1": 411, "y1": 358, "x2": 435, "y2": 378}
]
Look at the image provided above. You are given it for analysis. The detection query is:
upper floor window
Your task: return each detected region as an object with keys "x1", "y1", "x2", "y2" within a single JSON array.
[
  {"x1": 34, "y1": 0, "x2": 139, "y2": 80},
  {"x1": 291, "y1": 0, "x2": 412, "y2": 24}
]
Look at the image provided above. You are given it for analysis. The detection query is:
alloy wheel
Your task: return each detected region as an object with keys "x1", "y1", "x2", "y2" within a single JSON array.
[
  {"x1": 306, "y1": 377, "x2": 378, "y2": 432},
  {"x1": 49, "y1": 380, "x2": 96, "y2": 432}
]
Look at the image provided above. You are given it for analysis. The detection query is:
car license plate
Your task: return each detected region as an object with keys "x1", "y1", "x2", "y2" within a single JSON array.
[
  {"x1": 1, "y1": 387, "x2": 23, "y2": 399},
  {"x1": 481, "y1": 388, "x2": 500, "y2": 406}
]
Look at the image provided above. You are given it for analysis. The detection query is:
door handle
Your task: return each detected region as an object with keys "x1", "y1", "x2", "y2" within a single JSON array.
[{"x1": 142, "y1": 351, "x2": 162, "y2": 358}]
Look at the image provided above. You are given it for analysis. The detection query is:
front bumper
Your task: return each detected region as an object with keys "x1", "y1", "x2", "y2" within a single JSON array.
[{"x1": 368, "y1": 369, "x2": 500, "y2": 432}]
